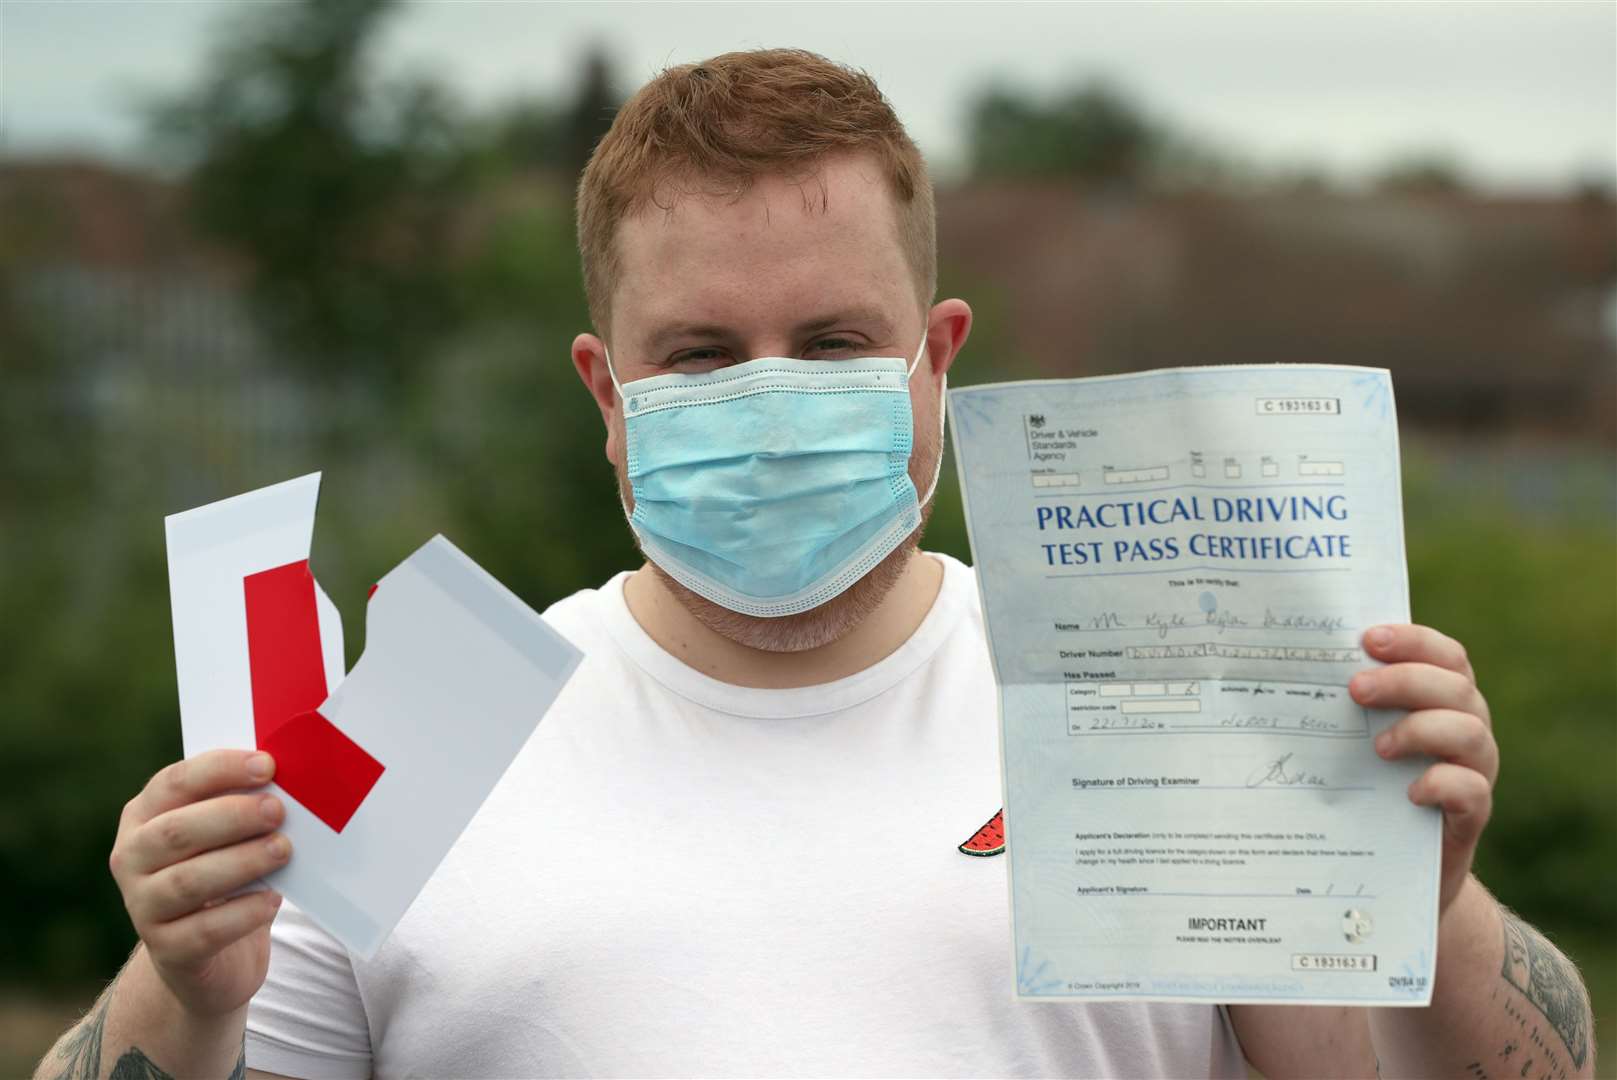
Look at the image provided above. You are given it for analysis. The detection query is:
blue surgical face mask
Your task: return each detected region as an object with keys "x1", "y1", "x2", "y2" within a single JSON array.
[{"x1": 605, "y1": 334, "x2": 944, "y2": 618}]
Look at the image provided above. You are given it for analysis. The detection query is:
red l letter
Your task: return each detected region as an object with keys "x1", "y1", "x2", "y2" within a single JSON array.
[{"x1": 243, "y1": 561, "x2": 384, "y2": 832}]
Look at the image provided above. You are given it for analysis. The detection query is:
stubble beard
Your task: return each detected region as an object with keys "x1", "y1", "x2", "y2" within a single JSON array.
[{"x1": 617, "y1": 411, "x2": 942, "y2": 654}]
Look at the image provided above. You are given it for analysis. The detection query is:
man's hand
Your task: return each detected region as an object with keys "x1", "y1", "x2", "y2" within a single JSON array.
[
  {"x1": 1352, "y1": 623, "x2": 1496, "y2": 914},
  {"x1": 35, "y1": 752, "x2": 287, "y2": 1080},
  {"x1": 108, "y1": 748, "x2": 291, "y2": 1017}
]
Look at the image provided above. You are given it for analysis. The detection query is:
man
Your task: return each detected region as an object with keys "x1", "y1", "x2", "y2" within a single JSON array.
[{"x1": 39, "y1": 48, "x2": 1594, "y2": 1078}]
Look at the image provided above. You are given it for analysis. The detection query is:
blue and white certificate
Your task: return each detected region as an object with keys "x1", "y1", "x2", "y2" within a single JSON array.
[{"x1": 949, "y1": 366, "x2": 1440, "y2": 1005}]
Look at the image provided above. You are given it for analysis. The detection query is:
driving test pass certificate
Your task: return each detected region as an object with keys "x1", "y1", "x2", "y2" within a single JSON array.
[{"x1": 949, "y1": 365, "x2": 1440, "y2": 1006}]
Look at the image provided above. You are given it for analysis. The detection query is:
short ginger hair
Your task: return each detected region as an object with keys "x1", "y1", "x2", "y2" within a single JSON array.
[{"x1": 576, "y1": 48, "x2": 936, "y2": 337}]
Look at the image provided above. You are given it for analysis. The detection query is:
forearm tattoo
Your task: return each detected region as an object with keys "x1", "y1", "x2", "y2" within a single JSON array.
[
  {"x1": 1490, "y1": 910, "x2": 1592, "y2": 1077},
  {"x1": 49, "y1": 988, "x2": 112, "y2": 1080},
  {"x1": 105, "y1": 1050, "x2": 176, "y2": 1080},
  {"x1": 48, "y1": 971, "x2": 245, "y2": 1080}
]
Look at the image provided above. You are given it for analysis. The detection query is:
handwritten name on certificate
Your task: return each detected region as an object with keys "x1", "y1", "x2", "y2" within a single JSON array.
[{"x1": 949, "y1": 366, "x2": 1440, "y2": 1006}]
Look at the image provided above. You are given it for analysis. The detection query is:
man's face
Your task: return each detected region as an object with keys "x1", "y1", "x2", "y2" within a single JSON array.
[{"x1": 576, "y1": 152, "x2": 964, "y2": 652}]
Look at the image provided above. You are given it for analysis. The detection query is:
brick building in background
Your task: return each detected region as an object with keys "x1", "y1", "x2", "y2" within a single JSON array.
[{"x1": 940, "y1": 184, "x2": 1616, "y2": 440}]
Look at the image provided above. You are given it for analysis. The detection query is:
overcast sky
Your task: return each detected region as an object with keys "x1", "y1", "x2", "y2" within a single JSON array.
[{"x1": 3, "y1": 0, "x2": 1613, "y2": 191}]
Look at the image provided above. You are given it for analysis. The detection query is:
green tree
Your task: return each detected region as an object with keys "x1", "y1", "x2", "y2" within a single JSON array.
[
  {"x1": 1375, "y1": 152, "x2": 1469, "y2": 195},
  {"x1": 563, "y1": 45, "x2": 621, "y2": 178},
  {"x1": 479, "y1": 44, "x2": 622, "y2": 180},
  {"x1": 968, "y1": 81, "x2": 1161, "y2": 188},
  {"x1": 150, "y1": 0, "x2": 470, "y2": 385}
]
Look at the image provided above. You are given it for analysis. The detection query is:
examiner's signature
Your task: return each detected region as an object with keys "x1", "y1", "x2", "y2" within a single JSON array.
[{"x1": 1245, "y1": 752, "x2": 1329, "y2": 788}]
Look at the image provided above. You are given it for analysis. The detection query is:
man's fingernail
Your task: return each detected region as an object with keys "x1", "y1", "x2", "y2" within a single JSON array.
[
  {"x1": 1374, "y1": 732, "x2": 1392, "y2": 755},
  {"x1": 1367, "y1": 627, "x2": 1393, "y2": 649},
  {"x1": 246, "y1": 752, "x2": 273, "y2": 780},
  {"x1": 1351, "y1": 673, "x2": 1374, "y2": 699}
]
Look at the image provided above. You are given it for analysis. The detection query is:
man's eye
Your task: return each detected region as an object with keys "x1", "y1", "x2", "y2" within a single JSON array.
[
  {"x1": 667, "y1": 347, "x2": 733, "y2": 370},
  {"x1": 804, "y1": 336, "x2": 864, "y2": 356}
]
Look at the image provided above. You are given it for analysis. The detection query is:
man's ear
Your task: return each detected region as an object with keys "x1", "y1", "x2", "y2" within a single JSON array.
[
  {"x1": 572, "y1": 332, "x2": 621, "y2": 465},
  {"x1": 923, "y1": 299, "x2": 973, "y2": 379}
]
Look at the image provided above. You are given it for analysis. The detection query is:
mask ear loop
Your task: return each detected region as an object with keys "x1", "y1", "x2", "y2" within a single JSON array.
[
  {"x1": 602, "y1": 345, "x2": 626, "y2": 401},
  {"x1": 907, "y1": 330, "x2": 949, "y2": 507},
  {"x1": 602, "y1": 345, "x2": 639, "y2": 526}
]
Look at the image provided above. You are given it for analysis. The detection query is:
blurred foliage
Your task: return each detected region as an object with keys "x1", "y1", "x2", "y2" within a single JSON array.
[
  {"x1": 969, "y1": 81, "x2": 1161, "y2": 188},
  {"x1": 966, "y1": 79, "x2": 1247, "y2": 192},
  {"x1": 0, "y1": 9, "x2": 1609, "y2": 1060},
  {"x1": 1402, "y1": 449, "x2": 1617, "y2": 934},
  {"x1": 466, "y1": 43, "x2": 620, "y2": 183},
  {"x1": 412, "y1": 187, "x2": 639, "y2": 608},
  {"x1": 148, "y1": 0, "x2": 472, "y2": 386},
  {"x1": 966, "y1": 81, "x2": 1500, "y2": 196},
  {"x1": 1376, "y1": 153, "x2": 1470, "y2": 196}
]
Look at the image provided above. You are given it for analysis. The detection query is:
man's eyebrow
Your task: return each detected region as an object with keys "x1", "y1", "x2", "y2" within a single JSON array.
[
  {"x1": 792, "y1": 308, "x2": 893, "y2": 338},
  {"x1": 644, "y1": 322, "x2": 734, "y2": 351}
]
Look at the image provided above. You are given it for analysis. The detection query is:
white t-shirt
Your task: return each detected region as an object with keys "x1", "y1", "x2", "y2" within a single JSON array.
[{"x1": 246, "y1": 554, "x2": 1247, "y2": 1078}]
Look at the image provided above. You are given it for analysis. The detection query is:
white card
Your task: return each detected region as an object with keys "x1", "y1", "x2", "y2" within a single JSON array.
[
  {"x1": 166, "y1": 472, "x2": 345, "y2": 759},
  {"x1": 165, "y1": 474, "x2": 583, "y2": 957}
]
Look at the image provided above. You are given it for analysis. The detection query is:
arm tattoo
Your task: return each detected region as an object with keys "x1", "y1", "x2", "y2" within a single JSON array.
[
  {"x1": 49, "y1": 970, "x2": 245, "y2": 1080},
  {"x1": 1500, "y1": 910, "x2": 1591, "y2": 1071},
  {"x1": 103, "y1": 1039, "x2": 241, "y2": 1080},
  {"x1": 107, "y1": 1050, "x2": 176, "y2": 1080},
  {"x1": 50, "y1": 979, "x2": 114, "y2": 1080}
]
